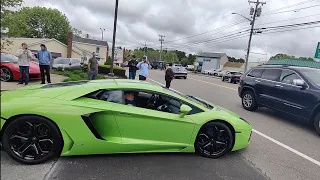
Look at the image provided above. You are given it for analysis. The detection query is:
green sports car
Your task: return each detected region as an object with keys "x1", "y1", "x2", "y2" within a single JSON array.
[{"x1": 0, "y1": 79, "x2": 252, "y2": 164}]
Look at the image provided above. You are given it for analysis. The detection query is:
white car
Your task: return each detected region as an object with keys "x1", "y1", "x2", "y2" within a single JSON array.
[
  {"x1": 52, "y1": 58, "x2": 82, "y2": 71},
  {"x1": 211, "y1": 69, "x2": 223, "y2": 76},
  {"x1": 186, "y1": 65, "x2": 194, "y2": 71},
  {"x1": 203, "y1": 69, "x2": 216, "y2": 75}
]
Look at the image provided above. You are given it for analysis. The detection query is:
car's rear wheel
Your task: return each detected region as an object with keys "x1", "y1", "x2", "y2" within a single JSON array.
[
  {"x1": 313, "y1": 112, "x2": 320, "y2": 136},
  {"x1": 242, "y1": 91, "x2": 258, "y2": 111},
  {"x1": 195, "y1": 122, "x2": 234, "y2": 158},
  {"x1": 2, "y1": 116, "x2": 63, "y2": 164},
  {"x1": 0, "y1": 67, "x2": 13, "y2": 82},
  {"x1": 222, "y1": 77, "x2": 225, "y2": 81}
]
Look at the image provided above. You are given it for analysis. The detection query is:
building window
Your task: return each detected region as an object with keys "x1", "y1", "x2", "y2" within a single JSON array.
[{"x1": 96, "y1": 47, "x2": 100, "y2": 53}]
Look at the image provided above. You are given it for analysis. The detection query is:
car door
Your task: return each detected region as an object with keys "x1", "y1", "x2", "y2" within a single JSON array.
[
  {"x1": 111, "y1": 90, "x2": 195, "y2": 152},
  {"x1": 273, "y1": 69, "x2": 315, "y2": 119},
  {"x1": 258, "y1": 68, "x2": 282, "y2": 108}
]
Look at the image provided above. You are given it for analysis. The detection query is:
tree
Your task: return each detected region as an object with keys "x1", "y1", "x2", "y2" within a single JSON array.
[
  {"x1": 5, "y1": 7, "x2": 72, "y2": 44},
  {"x1": 174, "y1": 50, "x2": 186, "y2": 60},
  {"x1": 1, "y1": 0, "x2": 23, "y2": 51},
  {"x1": 270, "y1": 53, "x2": 314, "y2": 61},
  {"x1": 72, "y1": 28, "x2": 82, "y2": 38}
]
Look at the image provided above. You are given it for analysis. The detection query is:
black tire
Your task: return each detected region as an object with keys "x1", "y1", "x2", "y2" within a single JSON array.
[
  {"x1": 313, "y1": 112, "x2": 320, "y2": 136},
  {"x1": 0, "y1": 67, "x2": 13, "y2": 82},
  {"x1": 242, "y1": 90, "x2": 258, "y2": 111},
  {"x1": 195, "y1": 122, "x2": 234, "y2": 158},
  {"x1": 2, "y1": 115, "x2": 63, "y2": 165},
  {"x1": 213, "y1": 73, "x2": 217, "y2": 76},
  {"x1": 184, "y1": 76, "x2": 187, "y2": 79},
  {"x1": 222, "y1": 77, "x2": 225, "y2": 81}
]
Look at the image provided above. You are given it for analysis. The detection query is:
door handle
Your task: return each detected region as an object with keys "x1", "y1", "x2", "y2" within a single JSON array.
[
  {"x1": 118, "y1": 112, "x2": 132, "y2": 116},
  {"x1": 255, "y1": 80, "x2": 260, "y2": 83},
  {"x1": 275, "y1": 84, "x2": 283, "y2": 88}
]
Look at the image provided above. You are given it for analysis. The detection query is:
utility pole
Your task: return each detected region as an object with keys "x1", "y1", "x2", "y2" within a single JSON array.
[
  {"x1": 109, "y1": 0, "x2": 119, "y2": 76},
  {"x1": 244, "y1": 0, "x2": 266, "y2": 72},
  {"x1": 144, "y1": 41, "x2": 147, "y2": 56},
  {"x1": 159, "y1": 35, "x2": 165, "y2": 61},
  {"x1": 100, "y1": 28, "x2": 105, "y2": 40}
]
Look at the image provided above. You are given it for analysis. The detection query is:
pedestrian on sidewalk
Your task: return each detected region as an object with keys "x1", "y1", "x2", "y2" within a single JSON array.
[
  {"x1": 128, "y1": 55, "x2": 138, "y2": 80},
  {"x1": 165, "y1": 67, "x2": 174, "y2": 88},
  {"x1": 88, "y1": 52, "x2": 99, "y2": 80},
  {"x1": 37, "y1": 44, "x2": 52, "y2": 84},
  {"x1": 136, "y1": 56, "x2": 151, "y2": 81},
  {"x1": 16, "y1": 43, "x2": 32, "y2": 85}
]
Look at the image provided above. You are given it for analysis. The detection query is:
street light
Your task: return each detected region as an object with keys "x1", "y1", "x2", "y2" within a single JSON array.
[
  {"x1": 231, "y1": 11, "x2": 256, "y2": 72},
  {"x1": 109, "y1": 0, "x2": 119, "y2": 77},
  {"x1": 100, "y1": 28, "x2": 105, "y2": 40},
  {"x1": 231, "y1": 13, "x2": 252, "y2": 24}
]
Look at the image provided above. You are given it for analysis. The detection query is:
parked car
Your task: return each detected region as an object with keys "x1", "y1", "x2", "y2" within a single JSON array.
[
  {"x1": 212, "y1": 69, "x2": 223, "y2": 76},
  {"x1": 186, "y1": 65, "x2": 194, "y2": 71},
  {"x1": 0, "y1": 53, "x2": 41, "y2": 82},
  {"x1": 52, "y1": 57, "x2": 82, "y2": 71},
  {"x1": 238, "y1": 65, "x2": 320, "y2": 136},
  {"x1": 0, "y1": 79, "x2": 252, "y2": 164},
  {"x1": 222, "y1": 71, "x2": 243, "y2": 83},
  {"x1": 217, "y1": 70, "x2": 229, "y2": 77},
  {"x1": 203, "y1": 69, "x2": 215, "y2": 75},
  {"x1": 172, "y1": 66, "x2": 188, "y2": 79}
]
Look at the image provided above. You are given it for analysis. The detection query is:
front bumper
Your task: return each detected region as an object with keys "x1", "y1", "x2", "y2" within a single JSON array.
[{"x1": 232, "y1": 128, "x2": 252, "y2": 151}]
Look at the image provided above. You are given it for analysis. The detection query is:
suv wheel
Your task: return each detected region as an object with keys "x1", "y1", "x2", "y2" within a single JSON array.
[
  {"x1": 242, "y1": 91, "x2": 258, "y2": 111},
  {"x1": 314, "y1": 112, "x2": 320, "y2": 136}
]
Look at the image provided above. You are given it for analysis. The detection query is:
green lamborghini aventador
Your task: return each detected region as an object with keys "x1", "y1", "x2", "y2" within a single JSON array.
[{"x1": 0, "y1": 79, "x2": 252, "y2": 164}]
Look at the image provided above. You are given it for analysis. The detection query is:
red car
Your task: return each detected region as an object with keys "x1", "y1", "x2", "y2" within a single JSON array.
[{"x1": 0, "y1": 53, "x2": 41, "y2": 82}]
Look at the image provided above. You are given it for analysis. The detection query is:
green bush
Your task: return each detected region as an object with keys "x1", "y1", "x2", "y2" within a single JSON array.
[{"x1": 82, "y1": 64, "x2": 126, "y2": 77}]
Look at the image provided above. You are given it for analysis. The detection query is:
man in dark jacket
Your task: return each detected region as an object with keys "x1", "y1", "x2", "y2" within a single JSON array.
[
  {"x1": 165, "y1": 68, "x2": 174, "y2": 88},
  {"x1": 128, "y1": 55, "x2": 137, "y2": 80}
]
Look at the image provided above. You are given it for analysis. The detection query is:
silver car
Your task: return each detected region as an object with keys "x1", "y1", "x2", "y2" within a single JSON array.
[
  {"x1": 172, "y1": 66, "x2": 188, "y2": 79},
  {"x1": 52, "y1": 58, "x2": 82, "y2": 71}
]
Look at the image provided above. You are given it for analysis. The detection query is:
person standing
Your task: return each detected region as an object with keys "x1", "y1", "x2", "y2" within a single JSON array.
[
  {"x1": 165, "y1": 67, "x2": 174, "y2": 88},
  {"x1": 16, "y1": 43, "x2": 32, "y2": 85},
  {"x1": 128, "y1": 55, "x2": 138, "y2": 80},
  {"x1": 37, "y1": 44, "x2": 52, "y2": 84},
  {"x1": 88, "y1": 52, "x2": 99, "y2": 80},
  {"x1": 136, "y1": 56, "x2": 151, "y2": 81}
]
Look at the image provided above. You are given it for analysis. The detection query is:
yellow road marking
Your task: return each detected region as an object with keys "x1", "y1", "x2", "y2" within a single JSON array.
[{"x1": 188, "y1": 77, "x2": 237, "y2": 91}]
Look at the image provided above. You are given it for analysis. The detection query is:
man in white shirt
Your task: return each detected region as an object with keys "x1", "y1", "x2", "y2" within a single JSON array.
[{"x1": 16, "y1": 43, "x2": 32, "y2": 85}]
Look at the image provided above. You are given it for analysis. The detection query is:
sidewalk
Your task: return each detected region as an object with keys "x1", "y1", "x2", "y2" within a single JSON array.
[{"x1": 1, "y1": 74, "x2": 67, "y2": 91}]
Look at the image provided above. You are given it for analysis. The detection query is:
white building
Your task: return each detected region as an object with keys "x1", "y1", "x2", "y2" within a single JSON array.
[{"x1": 195, "y1": 52, "x2": 229, "y2": 72}]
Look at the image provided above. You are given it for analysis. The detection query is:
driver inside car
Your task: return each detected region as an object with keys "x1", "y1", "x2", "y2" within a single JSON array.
[{"x1": 124, "y1": 91, "x2": 136, "y2": 106}]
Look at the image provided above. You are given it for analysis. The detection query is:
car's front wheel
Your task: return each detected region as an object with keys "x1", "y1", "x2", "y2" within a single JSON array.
[
  {"x1": 242, "y1": 90, "x2": 258, "y2": 111},
  {"x1": 0, "y1": 67, "x2": 13, "y2": 82},
  {"x1": 313, "y1": 112, "x2": 320, "y2": 136},
  {"x1": 195, "y1": 122, "x2": 234, "y2": 158},
  {"x1": 2, "y1": 115, "x2": 63, "y2": 165}
]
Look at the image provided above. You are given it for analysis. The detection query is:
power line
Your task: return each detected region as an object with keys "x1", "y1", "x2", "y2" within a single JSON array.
[
  {"x1": 263, "y1": 0, "x2": 316, "y2": 14},
  {"x1": 262, "y1": 4, "x2": 320, "y2": 16}
]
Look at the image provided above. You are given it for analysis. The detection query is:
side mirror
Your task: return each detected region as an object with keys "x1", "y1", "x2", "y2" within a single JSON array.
[
  {"x1": 293, "y1": 79, "x2": 307, "y2": 89},
  {"x1": 180, "y1": 104, "x2": 192, "y2": 118}
]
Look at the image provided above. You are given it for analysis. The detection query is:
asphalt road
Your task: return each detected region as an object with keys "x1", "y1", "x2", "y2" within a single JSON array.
[{"x1": 1, "y1": 70, "x2": 319, "y2": 180}]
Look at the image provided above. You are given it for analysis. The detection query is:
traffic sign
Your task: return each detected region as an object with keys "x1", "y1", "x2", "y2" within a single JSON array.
[{"x1": 315, "y1": 42, "x2": 320, "y2": 59}]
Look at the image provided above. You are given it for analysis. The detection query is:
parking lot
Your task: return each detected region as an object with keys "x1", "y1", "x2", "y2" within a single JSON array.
[{"x1": 1, "y1": 69, "x2": 320, "y2": 180}]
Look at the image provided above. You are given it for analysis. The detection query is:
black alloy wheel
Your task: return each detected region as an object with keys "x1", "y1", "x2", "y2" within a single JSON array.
[
  {"x1": 0, "y1": 67, "x2": 13, "y2": 82},
  {"x1": 2, "y1": 116, "x2": 62, "y2": 164},
  {"x1": 195, "y1": 122, "x2": 234, "y2": 158},
  {"x1": 314, "y1": 112, "x2": 320, "y2": 136}
]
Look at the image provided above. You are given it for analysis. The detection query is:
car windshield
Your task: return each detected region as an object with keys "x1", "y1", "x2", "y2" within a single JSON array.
[
  {"x1": 299, "y1": 68, "x2": 320, "y2": 87},
  {"x1": 1, "y1": 53, "x2": 19, "y2": 63},
  {"x1": 163, "y1": 88, "x2": 213, "y2": 109},
  {"x1": 54, "y1": 58, "x2": 70, "y2": 64}
]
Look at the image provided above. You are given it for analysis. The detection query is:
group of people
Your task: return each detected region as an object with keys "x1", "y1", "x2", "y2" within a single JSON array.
[
  {"x1": 17, "y1": 43, "x2": 52, "y2": 85},
  {"x1": 127, "y1": 54, "x2": 175, "y2": 88}
]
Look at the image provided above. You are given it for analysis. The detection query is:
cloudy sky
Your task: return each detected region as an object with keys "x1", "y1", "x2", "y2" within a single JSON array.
[{"x1": 22, "y1": 0, "x2": 320, "y2": 61}]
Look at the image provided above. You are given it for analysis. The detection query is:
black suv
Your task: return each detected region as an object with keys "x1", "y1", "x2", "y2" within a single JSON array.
[{"x1": 238, "y1": 65, "x2": 320, "y2": 136}]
